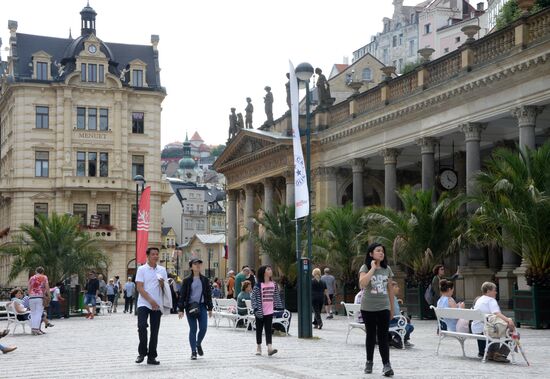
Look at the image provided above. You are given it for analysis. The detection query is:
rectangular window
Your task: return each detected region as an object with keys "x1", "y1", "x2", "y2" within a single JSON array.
[
  {"x1": 99, "y1": 152, "x2": 108, "y2": 177},
  {"x1": 77, "y1": 107, "x2": 86, "y2": 129},
  {"x1": 133, "y1": 70, "x2": 143, "y2": 87},
  {"x1": 399, "y1": 34, "x2": 403, "y2": 46},
  {"x1": 132, "y1": 112, "x2": 144, "y2": 134},
  {"x1": 73, "y1": 204, "x2": 88, "y2": 226},
  {"x1": 35, "y1": 151, "x2": 49, "y2": 177},
  {"x1": 88, "y1": 64, "x2": 97, "y2": 82},
  {"x1": 37, "y1": 62, "x2": 48, "y2": 80},
  {"x1": 409, "y1": 40, "x2": 415, "y2": 57},
  {"x1": 131, "y1": 204, "x2": 137, "y2": 231},
  {"x1": 88, "y1": 152, "x2": 97, "y2": 177},
  {"x1": 77, "y1": 151, "x2": 86, "y2": 176},
  {"x1": 132, "y1": 155, "x2": 144, "y2": 178},
  {"x1": 34, "y1": 203, "x2": 48, "y2": 227},
  {"x1": 35, "y1": 106, "x2": 49, "y2": 129},
  {"x1": 81, "y1": 63, "x2": 87, "y2": 81},
  {"x1": 424, "y1": 23, "x2": 431, "y2": 34},
  {"x1": 392, "y1": 36, "x2": 397, "y2": 48},
  {"x1": 98, "y1": 64, "x2": 104, "y2": 83},
  {"x1": 99, "y1": 108, "x2": 108, "y2": 131},
  {"x1": 97, "y1": 204, "x2": 110, "y2": 226},
  {"x1": 88, "y1": 108, "x2": 97, "y2": 130}
]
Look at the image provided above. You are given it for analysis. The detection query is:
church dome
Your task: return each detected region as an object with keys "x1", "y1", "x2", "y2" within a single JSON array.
[{"x1": 179, "y1": 157, "x2": 196, "y2": 170}]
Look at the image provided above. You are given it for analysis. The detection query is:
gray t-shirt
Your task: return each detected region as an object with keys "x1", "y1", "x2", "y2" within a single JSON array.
[
  {"x1": 321, "y1": 274, "x2": 336, "y2": 295},
  {"x1": 359, "y1": 264, "x2": 394, "y2": 312},
  {"x1": 190, "y1": 277, "x2": 203, "y2": 304}
]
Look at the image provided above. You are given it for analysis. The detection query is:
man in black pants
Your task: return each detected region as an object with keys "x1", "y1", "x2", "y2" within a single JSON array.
[{"x1": 135, "y1": 247, "x2": 167, "y2": 365}]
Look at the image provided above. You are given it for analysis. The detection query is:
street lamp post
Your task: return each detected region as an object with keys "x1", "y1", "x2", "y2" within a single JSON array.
[
  {"x1": 295, "y1": 62, "x2": 314, "y2": 338},
  {"x1": 133, "y1": 174, "x2": 146, "y2": 315}
]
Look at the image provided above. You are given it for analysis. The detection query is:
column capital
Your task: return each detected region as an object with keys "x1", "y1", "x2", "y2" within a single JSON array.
[
  {"x1": 416, "y1": 137, "x2": 438, "y2": 154},
  {"x1": 314, "y1": 166, "x2": 337, "y2": 179},
  {"x1": 262, "y1": 177, "x2": 274, "y2": 188},
  {"x1": 459, "y1": 122, "x2": 487, "y2": 142},
  {"x1": 283, "y1": 168, "x2": 294, "y2": 181},
  {"x1": 350, "y1": 158, "x2": 367, "y2": 173},
  {"x1": 227, "y1": 189, "x2": 238, "y2": 201},
  {"x1": 244, "y1": 184, "x2": 255, "y2": 195},
  {"x1": 380, "y1": 148, "x2": 402, "y2": 165},
  {"x1": 511, "y1": 105, "x2": 544, "y2": 127}
]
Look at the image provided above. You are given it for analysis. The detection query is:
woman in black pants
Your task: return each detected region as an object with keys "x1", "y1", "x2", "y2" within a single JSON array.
[
  {"x1": 358, "y1": 243, "x2": 395, "y2": 377},
  {"x1": 251, "y1": 265, "x2": 283, "y2": 356}
]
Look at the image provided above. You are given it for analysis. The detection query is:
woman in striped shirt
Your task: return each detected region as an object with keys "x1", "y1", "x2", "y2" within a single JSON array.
[{"x1": 251, "y1": 265, "x2": 283, "y2": 356}]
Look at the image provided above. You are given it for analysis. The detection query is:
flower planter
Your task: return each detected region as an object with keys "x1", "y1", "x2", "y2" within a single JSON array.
[
  {"x1": 513, "y1": 285, "x2": 550, "y2": 329},
  {"x1": 405, "y1": 284, "x2": 435, "y2": 320}
]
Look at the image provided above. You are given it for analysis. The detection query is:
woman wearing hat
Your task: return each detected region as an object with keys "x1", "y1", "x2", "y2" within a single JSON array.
[{"x1": 177, "y1": 258, "x2": 213, "y2": 360}]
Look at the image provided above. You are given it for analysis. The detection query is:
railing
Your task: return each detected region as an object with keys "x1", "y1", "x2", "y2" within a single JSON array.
[
  {"x1": 426, "y1": 50, "x2": 462, "y2": 87},
  {"x1": 356, "y1": 88, "x2": 382, "y2": 114},
  {"x1": 329, "y1": 101, "x2": 350, "y2": 124},
  {"x1": 527, "y1": 7, "x2": 550, "y2": 44},
  {"x1": 388, "y1": 71, "x2": 419, "y2": 99},
  {"x1": 472, "y1": 26, "x2": 515, "y2": 65}
]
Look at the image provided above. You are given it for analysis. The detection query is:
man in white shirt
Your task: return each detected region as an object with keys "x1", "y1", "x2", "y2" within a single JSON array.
[{"x1": 135, "y1": 247, "x2": 167, "y2": 365}]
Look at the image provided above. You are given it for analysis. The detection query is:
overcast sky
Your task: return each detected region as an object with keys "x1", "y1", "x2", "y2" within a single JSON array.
[{"x1": 2, "y1": 0, "x2": 422, "y2": 147}]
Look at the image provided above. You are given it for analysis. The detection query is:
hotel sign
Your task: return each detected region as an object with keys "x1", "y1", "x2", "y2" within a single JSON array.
[{"x1": 74, "y1": 131, "x2": 110, "y2": 140}]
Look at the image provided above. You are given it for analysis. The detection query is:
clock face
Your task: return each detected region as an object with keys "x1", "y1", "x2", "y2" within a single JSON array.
[
  {"x1": 88, "y1": 45, "x2": 97, "y2": 54},
  {"x1": 439, "y1": 169, "x2": 458, "y2": 190}
]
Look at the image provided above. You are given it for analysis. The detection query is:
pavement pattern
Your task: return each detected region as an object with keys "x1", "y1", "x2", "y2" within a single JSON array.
[{"x1": 2, "y1": 308, "x2": 548, "y2": 379}]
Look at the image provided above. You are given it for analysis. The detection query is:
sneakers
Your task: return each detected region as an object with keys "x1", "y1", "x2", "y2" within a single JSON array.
[
  {"x1": 197, "y1": 345, "x2": 204, "y2": 356},
  {"x1": 491, "y1": 353, "x2": 510, "y2": 363},
  {"x1": 1, "y1": 346, "x2": 17, "y2": 354},
  {"x1": 135, "y1": 355, "x2": 145, "y2": 363},
  {"x1": 389, "y1": 337, "x2": 402, "y2": 349},
  {"x1": 326, "y1": 314, "x2": 334, "y2": 320},
  {"x1": 191, "y1": 352, "x2": 197, "y2": 360},
  {"x1": 364, "y1": 361, "x2": 373, "y2": 374},
  {"x1": 268, "y1": 348, "x2": 278, "y2": 356},
  {"x1": 256, "y1": 345, "x2": 262, "y2": 356},
  {"x1": 382, "y1": 363, "x2": 394, "y2": 377},
  {"x1": 404, "y1": 340, "x2": 414, "y2": 348}
]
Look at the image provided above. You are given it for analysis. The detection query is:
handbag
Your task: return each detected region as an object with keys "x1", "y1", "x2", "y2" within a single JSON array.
[
  {"x1": 484, "y1": 314, "x2": 508, "y2": 338},
  {"x1": 187, "y1": 302, "x2": 200, "y2": 318}
]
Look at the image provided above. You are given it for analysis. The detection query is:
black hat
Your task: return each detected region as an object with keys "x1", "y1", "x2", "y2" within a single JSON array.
[{"x1": 189, "y1": 258, "x2": 203, "y2": 267}]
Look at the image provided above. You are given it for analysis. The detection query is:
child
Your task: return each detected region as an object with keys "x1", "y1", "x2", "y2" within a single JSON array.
[{"x1": 389, "y1": 281, "x2": 414, "y2": 348}]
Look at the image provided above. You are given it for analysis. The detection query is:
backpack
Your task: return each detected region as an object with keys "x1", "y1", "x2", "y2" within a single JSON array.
[{"x1": 424, "y1": 284, "x2": 434, "y2": 305}]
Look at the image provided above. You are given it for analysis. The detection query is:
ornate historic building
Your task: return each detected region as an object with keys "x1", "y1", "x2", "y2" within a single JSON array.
[
  {"x1": 214, "y1": 9, "x2": 550, "y2": 305},
  {"x1": 0, "y1": 5, "x2": 171, "y2": 285}
]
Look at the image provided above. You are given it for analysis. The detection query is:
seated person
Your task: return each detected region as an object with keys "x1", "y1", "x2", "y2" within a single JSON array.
[
  {"x1": 237, "y1": 280, "x2": 252, "y2": 316},
  {"x1": 472, "y1": 282, "x2": 515, "y2": 363},
  {"x1": 436, "y1": 279, "x2": 464, "y2": 332},
  {"x1": 10, "y1": 288, "x2": 31, "y2": 321},
  {"x1": 389, "y1": 281, "x2": 414, "y2": 347},
  {"x1": 354, "y1": 288, "x2": 365, "y2": 323},
  {"x1": 211, "y1": 283, "x2": 222, "y2": 299}
]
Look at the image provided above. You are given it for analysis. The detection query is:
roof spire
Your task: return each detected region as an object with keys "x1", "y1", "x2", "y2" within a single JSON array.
[
  {"x1": 69, "y1": 27, "x2": 73, "y2": 40},
  {"x1": 185, "y1": 131, "x2": 189, "y2": 142}
]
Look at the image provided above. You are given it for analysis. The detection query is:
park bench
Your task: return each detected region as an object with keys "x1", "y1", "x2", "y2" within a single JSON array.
[
  {"x1": 98, "y1": 301, "x2": 112, "y2": 315},
  {"x1": 341, "y1": 302, "x2": 408, "y2": 347},
  {"x1": 0, "y1": 301, "x2": 8, "y2": 321},
  {"x1": 241, "y1": 299, "x2": 291, "y2": 335},
  {"x1": 430, "y1": 305, "x2": 526, "y2": 364},
  {"x1": 212, "y1": 298, "x2": 248, "y2": 329},
  {"x1": 5, "y1": 302, "x2": 31, "y2": 334}
]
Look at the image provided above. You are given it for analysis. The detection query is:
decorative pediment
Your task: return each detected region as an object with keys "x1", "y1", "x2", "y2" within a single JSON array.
[{"x1": 213, "y1": 129, "x2": 292, "y2": 170}]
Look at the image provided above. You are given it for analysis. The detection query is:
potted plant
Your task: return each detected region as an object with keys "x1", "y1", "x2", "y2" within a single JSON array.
[
  {"x1": 364, "y1": 186, "x2": 466, "y2": 319},
  {"x1": 468, "y1": 142, "x2": 550, "y2": 328}
]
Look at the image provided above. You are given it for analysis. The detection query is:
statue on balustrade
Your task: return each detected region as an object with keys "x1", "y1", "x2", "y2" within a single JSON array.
[
  {"x1": 316, "y1": 67, "x2": 334, "y2": 109},
  {"x1": 285, "y1": 73, "x2": 291, "y2": 109},
  {"x1": 228, "y1": 107, "x2": 239, "y2": 140},
  {"x1": 245, "y1": 97, "x2": 253, "y2": 129},
  {"x1": 264, "y1": 86, "x2": 274, "y2": 125}
]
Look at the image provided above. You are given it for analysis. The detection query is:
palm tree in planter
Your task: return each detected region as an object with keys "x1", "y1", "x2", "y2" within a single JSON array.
[
  {"x1": 313, "y1": 203, "x2": 365, "y2": 303},
  {"x1": 467, "y1": 142, "x2": 550, "y2": 328},
  {"x1": 251, "y1": 204, "x2": 300, "y2": 310},
  {"x1": 363, "y1": 186, "x2": 466, "y2": 318},
  {"x1": 2, "y1": 213, "x2": 109, "y2": 285}
]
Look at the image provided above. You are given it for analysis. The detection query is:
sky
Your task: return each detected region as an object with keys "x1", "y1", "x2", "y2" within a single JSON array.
[{"x1": 2, "y1": 0, "x2": 414, "y2": 147}]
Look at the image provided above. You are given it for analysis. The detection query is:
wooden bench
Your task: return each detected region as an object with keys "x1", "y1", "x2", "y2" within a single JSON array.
[
  {"x1": 430, "y1": 305, "x2": 526, "y2": 364},
  {"x1": 341, "y1": 302, "x2": 408, "y2": 347}
]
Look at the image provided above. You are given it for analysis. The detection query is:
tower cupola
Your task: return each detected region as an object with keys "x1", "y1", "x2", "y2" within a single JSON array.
[{"x1": 80, "y1": 2, "x2": 97, "y2": 37}]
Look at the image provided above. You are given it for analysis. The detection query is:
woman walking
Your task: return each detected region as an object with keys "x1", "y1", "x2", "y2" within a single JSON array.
[
  {"x1": 28, "y1": 267, "x2": 51, "y2": 335},
  {"x1": 178, "y1": 258, "x2": 213, "y2": 360},
  {"x1": 311, "y1": 268, "x2": 330, "y2": 329},
  {"x1": 251, "y1": 265, "x2": 283, "y2": 356},
  {"x1": 359, "y1": 243, "x2": 395, "y2": 376}
]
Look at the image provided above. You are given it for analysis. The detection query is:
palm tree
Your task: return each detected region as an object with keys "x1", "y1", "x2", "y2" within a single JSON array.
[
  {"x1": 313, "y1": 203, "x2": 365, "y2": 297},
  {"x1": 251, "y1": 204, "x2": 299, "y2": 287},
  {"x1": 467, "y1": 142, "x2": 550, "y2": 287},
  {"x1": 363, "y1": 186, "x2": 466, "y2": 285},
  {"x1": 1, "y1": 213, "x2": 109, "y2": 284}
]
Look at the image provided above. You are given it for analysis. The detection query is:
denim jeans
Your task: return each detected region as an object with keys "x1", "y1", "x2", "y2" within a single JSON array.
[
  {"x1": 186, "y1": 304, "x2": 208, "y2": 353},
  {"x1": 48, "y1": 300, "x2": 61, "y2": 319}
]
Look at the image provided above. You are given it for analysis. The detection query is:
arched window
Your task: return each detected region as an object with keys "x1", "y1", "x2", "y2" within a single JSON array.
[{"x1": 362, "y1": 68, "x2": 372, "y2": 81}]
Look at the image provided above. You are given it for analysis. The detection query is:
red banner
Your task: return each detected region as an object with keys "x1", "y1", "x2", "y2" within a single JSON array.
[{"x1": 136, "y1": 186, "x2": 151, "y2": 264}]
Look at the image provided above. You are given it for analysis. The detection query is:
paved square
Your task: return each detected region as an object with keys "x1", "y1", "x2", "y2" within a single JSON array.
[{"x1": 2, "y1": 310, "x2": 548, "y2": 378}]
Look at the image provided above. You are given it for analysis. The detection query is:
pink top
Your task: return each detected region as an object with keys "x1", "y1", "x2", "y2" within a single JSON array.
[
  {"x1": 28, "y1": 274, "x2": 48, "y2": 297},
  {"x1": 261, "y1": 281, "x2": 275, "y2": 316}
]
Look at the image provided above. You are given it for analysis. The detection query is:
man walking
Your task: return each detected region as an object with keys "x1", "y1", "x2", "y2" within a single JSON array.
[
  {"x1": 226, "y1": 270, "x2": 235, "y2": 299},
  {"x1": 124, "y1": 276, "x2": 136, "y2": 314},
  {"x1": 84, "y1": 271, "x2": 99, "y2": 319},
  {"x1": 321, "y1": 268, "x2": 337, "y2": 319},
  {"x1": 135, "y1": 247, "x2": 167, "y2": 365},
  {"x1": 113, "y1": 275, "x2": 121, "y2": 313}
]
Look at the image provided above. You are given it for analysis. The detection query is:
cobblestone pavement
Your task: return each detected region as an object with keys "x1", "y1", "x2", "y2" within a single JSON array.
[{"x1": 2, "y1": 309, "x2": 548, "y2": 378}]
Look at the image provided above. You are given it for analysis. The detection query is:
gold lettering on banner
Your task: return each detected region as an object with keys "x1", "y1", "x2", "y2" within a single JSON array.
[{"x1": 76, "y1": 131, "x2": 108, "y2": 140}]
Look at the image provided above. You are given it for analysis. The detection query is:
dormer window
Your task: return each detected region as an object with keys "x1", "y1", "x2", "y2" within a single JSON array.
[
  {"x1": 128, "y1": 59, "x2": 148, "y2": 88},
  {"x1": 133, "y1": 70, "x2": 144, "y2": 87},
  {"x1": 31, "y1": 51, "x2": 52, "y2": 81},
  {"x1": 36, "y1": 62, "x2": 48, "y2": 80}
]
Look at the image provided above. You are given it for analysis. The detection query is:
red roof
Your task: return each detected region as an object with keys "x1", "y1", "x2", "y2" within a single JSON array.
[
  {"x1": 199, "y1": 144, "x2": 211, "y2": 152},
  {"x1": 334, "y1": 64, "x2": 349, "y2": 73},
  {"x1": 190, "y1": 131, "x2": 203, "y2": 142}
]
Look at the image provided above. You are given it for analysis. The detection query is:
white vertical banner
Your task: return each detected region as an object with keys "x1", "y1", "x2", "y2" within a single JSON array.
[{"x1": 289, "y1": 60, "x2": 310, "y2": 219}]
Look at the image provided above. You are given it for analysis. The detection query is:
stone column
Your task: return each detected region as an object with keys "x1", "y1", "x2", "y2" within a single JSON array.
[
  {"x1": 381, "y1": 149, "x2": 401, "y2": 209},
  {"x1": 285, "y1": 170, "x2": 295, "y2": 207},
  {"x1": 417, "y1": 137, "x2": 437, "y2": 191},
  {"x1": 511, "y1": 105, "x2": 543, "y2": 151},
  {"x1": 227, "y1": 190, "x2": 238, "y2": 273},
  {"x1": 459, "y1": 122, "x2": 492, "y2": 302},
  {"x1": 351, "y1": 159, "x2": 366, "y2": 210},
  {"x1": 244, "y1": 184, "x2": 256, "y2": 269},
  {"x1": 261, "y1": 179, "x2": 274, "y2": 266}
]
